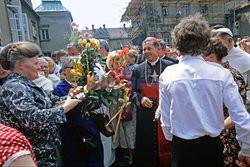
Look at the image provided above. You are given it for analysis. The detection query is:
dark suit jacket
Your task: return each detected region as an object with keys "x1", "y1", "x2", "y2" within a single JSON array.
[{"x1": 163, "y1": 55, "x2": 179, "y2": 64}]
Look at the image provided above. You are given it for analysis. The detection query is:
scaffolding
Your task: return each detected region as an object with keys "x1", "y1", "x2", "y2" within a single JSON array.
[{"x1": 121, "y1": 0, "x2": 247, "y2": 45}]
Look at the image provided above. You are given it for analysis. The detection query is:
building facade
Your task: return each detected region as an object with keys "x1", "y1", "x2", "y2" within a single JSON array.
[
  {"x1": 121, "y1": 0, "x2": 240, "y2": 46},
  {"x1": 35, "y1": 0, "x2": 73, "y2": 56},
  {"x1": 0, "y1": 0, "x2": 40, "y2": 46},
  {"x1": 225, "y1": 1, "x2": 250, "y2": 38},
  {"x1": 82, "y1": 24, "x2": 131, "y2": 51},
  {"x1": 0, "y1": 0, "x2": 12, "y2": 46}
]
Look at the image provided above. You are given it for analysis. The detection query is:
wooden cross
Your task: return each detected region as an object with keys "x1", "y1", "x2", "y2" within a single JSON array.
[{"x1": 151, "y1": 70, "x2": 159, "y2": 82}]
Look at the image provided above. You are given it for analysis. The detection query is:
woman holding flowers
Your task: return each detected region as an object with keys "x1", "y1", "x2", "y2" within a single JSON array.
[
  {"x1": 0, "y1": 41, "x2": 81, "y2": 167},
  {"x1": 106, "y1": 49, "x2": 136, "y2": 164},
  {"x1": 69, "y1": 22, "x2": 134, "y2": 166}
]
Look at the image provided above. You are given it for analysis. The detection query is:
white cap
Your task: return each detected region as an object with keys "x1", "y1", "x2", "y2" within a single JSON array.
[{"x1": 214, "y1": 28, "x2": 233, "y2": 37}]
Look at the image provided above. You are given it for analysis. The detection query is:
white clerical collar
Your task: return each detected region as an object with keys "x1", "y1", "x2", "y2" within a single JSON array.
[
  {"x1": 161, "y1": 55, "x2": 166, "y2": 59},
  {"x1": 147, "y1": 57, "x2": 159, "y2": 66}
]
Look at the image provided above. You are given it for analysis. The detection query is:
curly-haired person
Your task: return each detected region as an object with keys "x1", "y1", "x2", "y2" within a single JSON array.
[{"x1": 158, "y1": 14, "x2": 250, "y2": 167}]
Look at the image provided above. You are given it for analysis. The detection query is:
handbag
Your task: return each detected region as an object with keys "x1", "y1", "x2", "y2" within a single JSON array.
[
  {"x1": 120, "y1": 102, "x2": 133, "y2": 121},
  {"x1": 91, "y1": 111, "x2": 115, "y2": 137}
]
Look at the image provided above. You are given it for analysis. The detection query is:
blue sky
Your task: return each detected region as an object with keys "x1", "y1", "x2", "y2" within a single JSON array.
[{"x1": 31, "y1": 0, "x2": 130, "y2": 30}]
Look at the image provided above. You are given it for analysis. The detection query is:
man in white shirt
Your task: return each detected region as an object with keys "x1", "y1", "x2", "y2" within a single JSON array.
[
  {"x1": 213, "y1": 27, "x2": 250, "y2": 103},
  {"x1": 38, "y1": 57, "x2": 60, "y2": 87},
  {"x1": 33, "y1": 58, "x2": 53, "y2": 93},
  {"x1": 158, "y1": 14, "x2": 250, "y2": 166}
]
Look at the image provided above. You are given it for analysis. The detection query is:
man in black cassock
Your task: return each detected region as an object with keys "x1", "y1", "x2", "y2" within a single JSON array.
[{"x1": 131, "y1": 37, "x2": 175, "y2": 166}]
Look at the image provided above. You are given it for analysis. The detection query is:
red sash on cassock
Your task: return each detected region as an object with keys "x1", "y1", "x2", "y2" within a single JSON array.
[
  {"x1": 140, "y1": 82, "x2": 171, "y2": 167},
  {"x1": 140, "y1": 82, "x2": 159, "y2": 99}
]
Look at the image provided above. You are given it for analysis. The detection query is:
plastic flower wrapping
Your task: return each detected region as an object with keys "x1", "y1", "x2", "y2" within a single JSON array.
[{"x1": 69, "y1": 22, "x2": 132, "y2": 119}]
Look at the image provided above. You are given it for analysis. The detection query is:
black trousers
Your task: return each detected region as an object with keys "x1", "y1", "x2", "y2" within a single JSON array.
[{"x1": 171, "y1": 135, "x2": 224, "y2": 167}]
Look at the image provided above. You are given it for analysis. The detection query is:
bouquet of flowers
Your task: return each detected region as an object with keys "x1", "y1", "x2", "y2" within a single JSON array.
[{"x1": 69, "y1": 22, "x2": 132, "y2": 138}]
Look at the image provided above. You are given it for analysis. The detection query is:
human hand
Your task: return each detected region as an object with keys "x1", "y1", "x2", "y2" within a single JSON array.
[
  {"x1": 224, "y1": 116, "x2": 234, "y2": 129},
  {"x1": 62, "y1": 96, "x2": 81, "y2": 113},
  {"x1": 69, "y1": 86, "x2": 83, "y2": 98},
  {"x1": 240, "y1": 39, "x2": 250, "y2": 54},
  {"x1": 236, "y1": 152, "x2": 250, "y2": 167},
  {"x1": 141, "y1": 97, "x2": 153, "y2": 108}
]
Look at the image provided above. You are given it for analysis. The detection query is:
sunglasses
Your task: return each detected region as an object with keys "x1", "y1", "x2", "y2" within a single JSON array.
[{"x1": 65, "y1": 66, "x2": 74, "y2": 69}]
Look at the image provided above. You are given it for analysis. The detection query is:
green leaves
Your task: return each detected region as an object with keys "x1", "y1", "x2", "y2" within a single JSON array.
[{"x1": 69, "y1": 29, "x2": 128, "y2": 111}]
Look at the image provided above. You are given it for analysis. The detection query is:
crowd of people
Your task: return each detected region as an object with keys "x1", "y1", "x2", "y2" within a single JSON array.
[{"x1": 0, "y1": 13, "x2": 250, "y2": 167}]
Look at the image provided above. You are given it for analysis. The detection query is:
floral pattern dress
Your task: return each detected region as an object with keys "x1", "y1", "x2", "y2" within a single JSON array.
[
  {"x1": 220, "y1": 62, "x2": 247, "y2": 167},
  {"x1": 0, "y1": 73, "x2": 66, "y2": 167}
]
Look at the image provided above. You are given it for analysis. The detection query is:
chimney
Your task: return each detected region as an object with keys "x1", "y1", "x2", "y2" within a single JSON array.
[
  {"x1": 103, "y1": 24, "x2": 106, "y2": 29},
  {"x1": 92, "y1": 24, "x2": 95, "y2": 30}
]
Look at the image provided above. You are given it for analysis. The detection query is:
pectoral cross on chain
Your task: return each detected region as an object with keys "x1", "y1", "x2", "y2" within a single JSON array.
[{"x1": 151, "y1": 70, "x2": 158, "y2": 82}]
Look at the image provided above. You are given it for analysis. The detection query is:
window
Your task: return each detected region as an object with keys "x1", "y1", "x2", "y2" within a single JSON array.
[
  {"x1": 43, "y1": 52, "x2": 51, "y2": 57},
  {"x1": 32, "y1": 24, "x2": 37, "y2": 37},
  {"x1": 165, "y1": 35, "x2": 171, "y2": 45},
  {"x1": 182, "y1": 4, "x2": 190, "y2": 16},
  {"x1": 8, "y1": 8, "x2": 23, "y2": 41},
  {"x1": 22, "y1": 13, "x2": 30, "y2": 40},
  {"x1": 162, "y1": 5, "x2": 168, "y2": 16},
  {"x1": 40, "y1": 29, "x2": 49, "y2": 40},
  {"x1": 201, "y1": 4, "x2": 208, "y2": 15},
  {"x1": 7, "y1": 5, "x2": 30, "y2": 42}
]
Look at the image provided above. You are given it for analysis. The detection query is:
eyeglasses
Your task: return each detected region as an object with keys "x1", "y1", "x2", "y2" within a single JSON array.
[{"x1": 65, "y1": 66, "x2": 73, "y2": 69}]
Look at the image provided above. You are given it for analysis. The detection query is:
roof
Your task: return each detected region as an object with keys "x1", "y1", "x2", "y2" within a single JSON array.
[
  {"x1": 107, "y1": 28, "x2": 128, "y2": 39},
  {"x1": 82, "y1": 27, "x2": 129, "y2": 39},
  {"x1": 21, "y1": 0, "x2": 40, "y2": 18},
  {"x1": 35, "y1": 0, "x2": 69, "y2": 12}
]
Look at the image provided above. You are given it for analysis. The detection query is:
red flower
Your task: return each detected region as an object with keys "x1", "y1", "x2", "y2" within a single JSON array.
[
  {"x1": 116, "y1": 66, "x2": 124, "y2": 74},
  {"x1": 118, "y1": 48, "x2": 129, "y2": 57},
  {"x1": 127, "y1": 88, "x2": 132, "y2": 95},
  {"x1": 115, "y1": 73, "x2": 124, "y2": 80},
  {"x1": 126, "y1": 81, "x2": 132, "y2": 88},
  {"x1": 108, "y1": 71, "x2": 116, "y2": 78},
  {"x1": 115, "y1": 77, "x2": 121, "y2": 84}
]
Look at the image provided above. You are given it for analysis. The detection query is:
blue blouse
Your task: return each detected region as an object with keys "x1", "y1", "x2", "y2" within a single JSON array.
[{"x1": 53, "y1": 79, "x2": 73, "y2": 97}]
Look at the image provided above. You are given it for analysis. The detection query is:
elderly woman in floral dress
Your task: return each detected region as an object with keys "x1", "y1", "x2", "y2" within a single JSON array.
[
  {"x1": 203, "y1": 37, "x2": 247, "y2": 167},
  {"x1": 0, "y1": 41, "x2": 81, "y2": 167}
]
